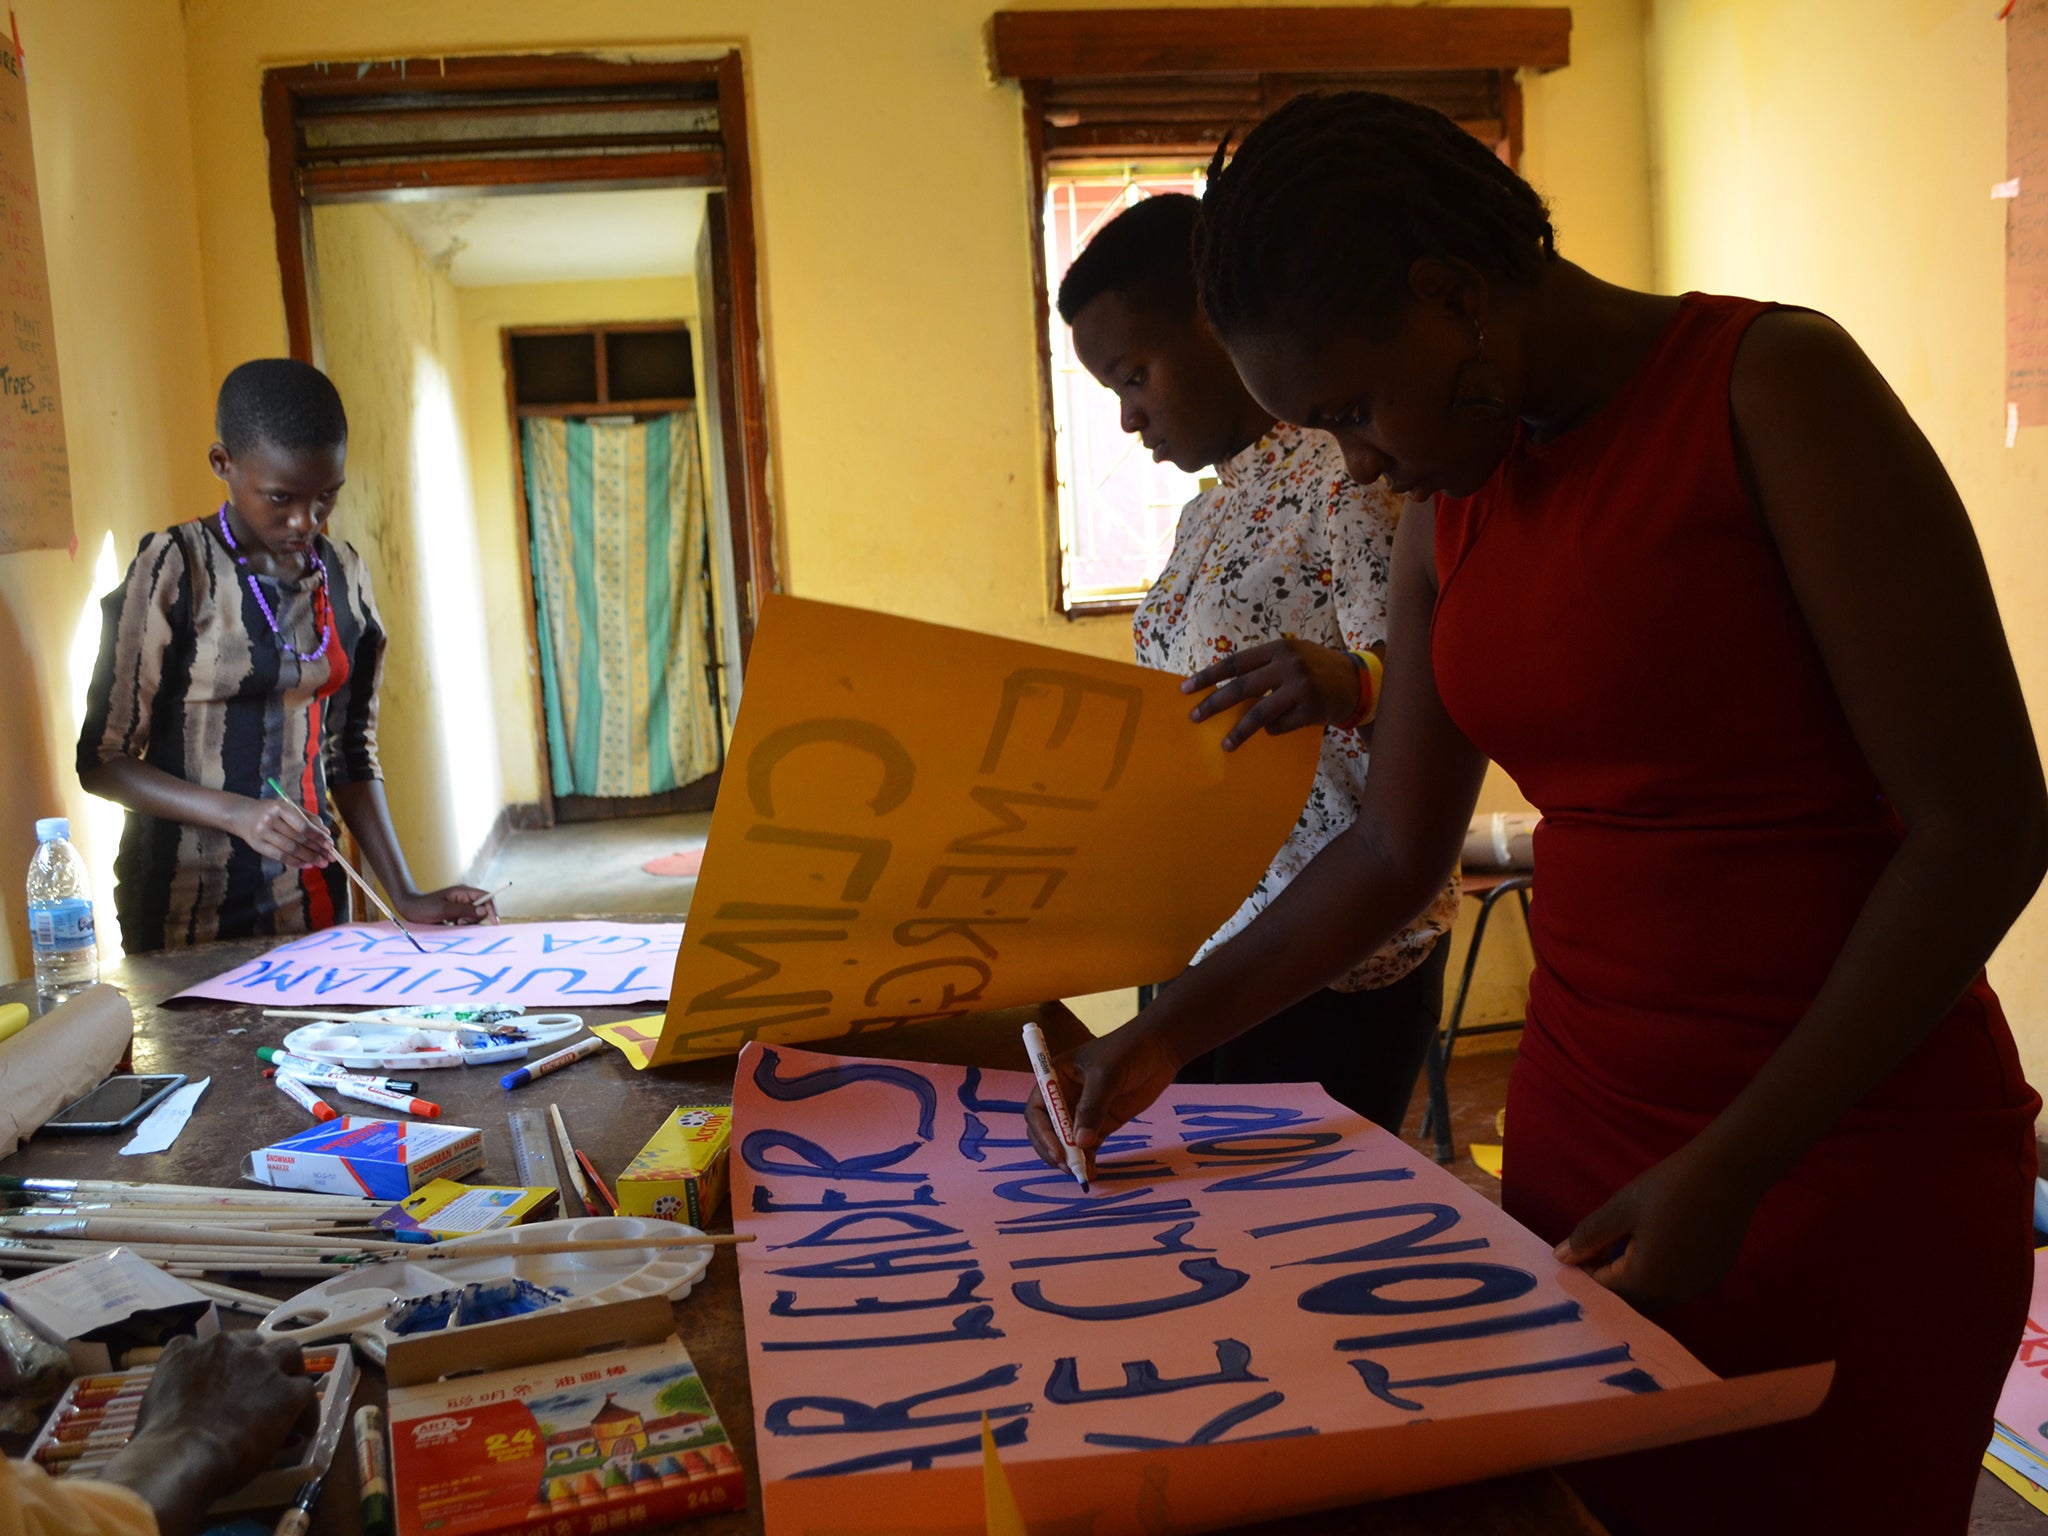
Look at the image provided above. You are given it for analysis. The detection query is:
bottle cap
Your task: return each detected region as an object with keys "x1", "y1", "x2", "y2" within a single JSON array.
[{"x1": 34, "y1": 818, "x2": 68, "y2": 844}]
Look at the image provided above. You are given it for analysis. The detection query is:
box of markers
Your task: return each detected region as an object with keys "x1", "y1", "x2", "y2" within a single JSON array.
[
  {"x1": 28, "y1": 1345, "x2": 355, "y2": 1512},
  {"x1": 244, "y1": 1115, "x2": 484, "y2": 1200},
  {"x1": 386, "y1": 1296, "x2": 744, "y2": 1536}
]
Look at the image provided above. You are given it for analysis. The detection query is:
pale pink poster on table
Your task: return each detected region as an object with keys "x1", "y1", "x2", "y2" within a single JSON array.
[
  {"x1": 731, "y1": 1045, "x2": 1831, "y2": 1535},
  {"x1": 175, "y1": 921, "x2": 681, "y2": 1008}
]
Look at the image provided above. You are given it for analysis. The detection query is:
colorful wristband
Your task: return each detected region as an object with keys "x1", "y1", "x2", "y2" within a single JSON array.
[{"x1": 1339, "y1": 649, "x2": 1384, "y2": 730}]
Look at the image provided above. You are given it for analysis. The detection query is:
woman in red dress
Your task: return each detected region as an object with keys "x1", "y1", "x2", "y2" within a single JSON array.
[{"x1": 1027, "y1": 92, "x2": 2045, "y2": 1533}]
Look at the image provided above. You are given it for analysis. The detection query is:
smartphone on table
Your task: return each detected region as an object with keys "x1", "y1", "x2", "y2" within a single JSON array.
[{"x1": 43, "y1": 1074, "x2": 187, "y2": 1133}]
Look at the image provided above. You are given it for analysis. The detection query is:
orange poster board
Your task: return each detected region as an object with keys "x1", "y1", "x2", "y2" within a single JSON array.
[
  {"x1": 650, "y1": 596, "x2": 1319, "y2": 1066},
  {"x1": 0, "y1": 18, "x2": 70, "y2": 555}
]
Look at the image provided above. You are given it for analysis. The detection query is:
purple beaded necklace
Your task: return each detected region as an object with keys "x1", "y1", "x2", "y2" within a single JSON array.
[{"x1": 215, "y1": 503, "x2": 332, "y2": 663}]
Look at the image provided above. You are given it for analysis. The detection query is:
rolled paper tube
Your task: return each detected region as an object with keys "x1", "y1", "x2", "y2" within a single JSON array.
[
  {"x1": 0, "y1": 985, "x2": 133, "y2": 1157},
  {"x1": 0, "y1": 1003, "x2": 31, "y2": 1046}
]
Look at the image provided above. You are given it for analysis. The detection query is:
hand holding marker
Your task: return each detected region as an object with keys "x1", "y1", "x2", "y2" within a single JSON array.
[{"x1": 1023, "y1": 1022, "x2": 1092, "y2": 1191}]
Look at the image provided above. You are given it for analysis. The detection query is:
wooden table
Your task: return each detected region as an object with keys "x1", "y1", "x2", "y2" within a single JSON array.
[{"x1": 0, "y1": 933, "x2": 1604, "y2": 1536}]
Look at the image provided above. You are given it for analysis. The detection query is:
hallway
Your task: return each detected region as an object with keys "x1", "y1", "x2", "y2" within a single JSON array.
[{"x1": 478, "y1": 812, "x2": 710, "y2": 919}]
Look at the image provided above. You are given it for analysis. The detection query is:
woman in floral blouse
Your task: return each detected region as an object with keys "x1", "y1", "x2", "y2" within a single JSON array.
[{"x1": 1058, "y1": 193, "x2": 1458, "y2": 1131}]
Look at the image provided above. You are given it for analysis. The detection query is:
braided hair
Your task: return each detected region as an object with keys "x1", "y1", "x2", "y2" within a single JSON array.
[{"x1": 1195, "y1": 91, "x2": 1556, "y2": 342}]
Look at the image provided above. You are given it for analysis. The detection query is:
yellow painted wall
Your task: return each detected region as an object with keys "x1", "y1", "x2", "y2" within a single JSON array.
[
  {"x1": 1646, "y1": 0, "x2": 2048, "y2": 1089},
  {"x1": 310, "y1": 204, "x2": 501, "y2": 892},
  {"x1": 178, "y1": 0, "x2": 1651, "y2": 663},
  {"x1": 0, "y1": 0, "x2": 216, "y2": 980},
  {"x1": 176, "y1": 0, "x2": 1647, "y2": 1022},
  {"x1": 453, "y1": 275, "x2": 702, "y2": 809}
]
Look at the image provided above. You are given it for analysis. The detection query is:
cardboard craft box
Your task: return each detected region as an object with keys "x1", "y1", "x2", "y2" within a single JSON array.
[
  {"x1": 0, "y1": 1250, "x2": 219, "y2": 1372},
  {"x1": 244, "y1": 1116, "x2": 485, "y2": 1200},
  {"x1": 386, "y1": 1296, "x2": 745, "y2": 1536},
  {"x1": 615, "y1": 1106, "x2": 731, "y2": 1226}
]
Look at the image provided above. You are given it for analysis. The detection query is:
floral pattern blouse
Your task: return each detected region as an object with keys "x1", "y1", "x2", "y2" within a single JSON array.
[{"x1": 1133, "y1": 423, "x2": 1459, "y2": 991}]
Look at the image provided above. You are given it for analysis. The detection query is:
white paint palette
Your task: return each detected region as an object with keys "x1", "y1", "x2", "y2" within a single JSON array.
[
  {"x1": 280, "y1": 1007, "x2": 585, "y2": 1070},
  {"x1": 256, "y1": 1216, "x2": 712, "y2": 1363}
]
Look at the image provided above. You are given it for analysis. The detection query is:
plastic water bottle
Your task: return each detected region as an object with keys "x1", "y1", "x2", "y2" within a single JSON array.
[{"x1": 27, "y1": 817, "x2": 98, "y2": 1006}]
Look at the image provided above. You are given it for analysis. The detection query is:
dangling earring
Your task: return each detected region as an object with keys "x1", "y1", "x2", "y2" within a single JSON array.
[{"x1": 1451, "y1": 319, "x2": 1508, "y2": 423}]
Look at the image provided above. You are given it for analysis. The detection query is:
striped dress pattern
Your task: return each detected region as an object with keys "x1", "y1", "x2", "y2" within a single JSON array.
[{"x1": 77, "y1": 517, "x2": 384, "y2": 951}]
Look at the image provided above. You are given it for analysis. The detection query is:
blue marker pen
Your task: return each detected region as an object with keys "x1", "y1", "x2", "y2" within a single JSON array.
[{"x1": 499, "y1": 1035, "x2": 604, "y2": 1090}]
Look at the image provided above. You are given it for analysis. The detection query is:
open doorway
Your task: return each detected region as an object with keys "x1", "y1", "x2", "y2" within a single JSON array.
[{"x1": 260, "y1": 54, "x2": 775, "y2": 851}]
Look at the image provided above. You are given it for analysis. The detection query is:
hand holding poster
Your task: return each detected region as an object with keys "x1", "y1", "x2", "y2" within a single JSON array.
[
  {"x1": 732, "y1": 1045, "x2": 1831, "y2": 1534},
  {"x1": 652, "y1": 597, "x2": 1321, "y2": 1065}
]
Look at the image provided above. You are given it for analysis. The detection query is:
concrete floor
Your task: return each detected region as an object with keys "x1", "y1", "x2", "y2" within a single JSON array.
[{"x1": 478, "y1": 811, "x2": 711, "y2": 919}]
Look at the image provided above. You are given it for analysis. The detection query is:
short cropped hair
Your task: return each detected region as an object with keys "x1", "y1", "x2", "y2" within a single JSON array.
[
  {"x1": 1055, "y1": 193, "x2": 1201, "y2": 325},
  {"x1": 215, "y1": 359, "x2": 349, "y2": 457}
]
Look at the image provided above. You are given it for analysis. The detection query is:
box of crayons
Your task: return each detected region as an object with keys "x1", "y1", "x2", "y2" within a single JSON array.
[
  {"x1": 28, "y1": 1345, "x2": 356, "y2": 1513},
  {"x1": 386, "y1": 1296, "x2": 744, "y2": 1535},
  {"x1": 615, "y1": 1106, "x2": 732, "y2": 1226}
]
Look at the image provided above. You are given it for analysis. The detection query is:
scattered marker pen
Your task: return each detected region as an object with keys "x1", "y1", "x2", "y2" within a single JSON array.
[
  {"x1": 274, "y1": 1072, "x2": 337, "y2": 1123},
  {"x1": 320, "y1": 1079, "x2": 442, "y2": 1119},
  {"x1": 270, "y1": 1062, "x2": 420, "y2": 1096},
  {"x1": 353, "y1": 1405, "x2": 394, "y2": 1536},
  {"x1": 500, "y1": 1035, "x2": 603, "y2": 1091},
  {"x1": 272, "y1": 1474, "x2": 323, "y2": 1536},
  {"x1": 1022, "y1": 1021, "x2": 1091, "y2": 1192}
]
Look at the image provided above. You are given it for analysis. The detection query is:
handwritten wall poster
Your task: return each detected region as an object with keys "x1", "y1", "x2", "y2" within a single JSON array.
[
  {"x1": 174, "y1": 921, "x2": 681, "y2": 1007},
  {"x1": 653, "y1": 597, "x2": 1319, "y2": 1066},
  {"x1": 2011, "y1": 0, "x2": 2048, "y2": 427},
  {"x1": 732, "y1": 1045, "x2": 1831, "y2": 1535},
  {"x1": 0, "y1": 19, "x2": 70, "y2": 555}
]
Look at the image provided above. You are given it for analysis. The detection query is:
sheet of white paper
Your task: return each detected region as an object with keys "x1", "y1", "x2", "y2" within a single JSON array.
[{"x1": 120, "y1": 1077, "x2": 208, "y2": 1156}]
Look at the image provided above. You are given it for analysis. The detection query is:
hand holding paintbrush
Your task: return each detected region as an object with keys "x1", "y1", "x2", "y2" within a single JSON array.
[{"x1": 263, "y1": 778, "x2": 428, "y2": 953}]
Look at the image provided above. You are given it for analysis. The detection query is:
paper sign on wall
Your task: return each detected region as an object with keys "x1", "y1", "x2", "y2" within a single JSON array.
[
  {"x1": 732, "y1": 1044, "x2": 1831, "y2": 1535},
  {"x1": 0, "y1": 17, "x2": 70, "y2": 555},
  {"x1": 651, "y1": 597, "x2": 1319, "y2": 1065},
  {"x1": 176, "y1": 921, "x2": 679, "y2": 1008}
]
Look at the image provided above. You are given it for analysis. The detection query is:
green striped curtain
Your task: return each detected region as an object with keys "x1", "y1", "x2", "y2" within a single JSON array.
[{"x1": 522, "y1": 412, "x2": 721, "y2": 798}]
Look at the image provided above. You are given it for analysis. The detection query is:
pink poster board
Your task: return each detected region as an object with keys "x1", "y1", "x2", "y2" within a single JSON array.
[
  {"x1": 174, "y1": 922, "x2": 681, "y2": 1008},
  {"x1": 732, "y1": 1045, "x2": 1830, "y2": 1534},
  {"x1": 1994, "y1": 1246, "x2": 2048, "y2": 1460}
]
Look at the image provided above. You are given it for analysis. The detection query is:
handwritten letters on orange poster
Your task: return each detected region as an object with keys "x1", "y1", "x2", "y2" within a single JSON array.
[{"x1": 651, "y1": 598, "x2": 1321, "y2": 1065}]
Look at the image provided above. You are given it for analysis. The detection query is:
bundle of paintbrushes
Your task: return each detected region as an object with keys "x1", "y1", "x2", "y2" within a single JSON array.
[{"x1": 0, "y1": 1175, "x2": 397, "y2": 1283}]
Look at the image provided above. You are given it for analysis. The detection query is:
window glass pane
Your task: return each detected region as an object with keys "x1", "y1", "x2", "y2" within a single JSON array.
[{"x1": 1044, "y1": 164, "x2": 1207, "y2": 611}]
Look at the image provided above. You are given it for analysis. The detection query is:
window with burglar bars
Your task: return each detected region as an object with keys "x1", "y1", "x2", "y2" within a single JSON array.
[
  {"x1": 1044, "y1": 163, "x2": 1209, "y2": 612},
  {"x1": 995, "y1": 7, "x2": 1571, "y2": 616}
]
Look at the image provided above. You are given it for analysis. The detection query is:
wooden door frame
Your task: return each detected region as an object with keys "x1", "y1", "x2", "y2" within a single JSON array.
[{"x1": 260, "y1": 50, "x2": 779, "y2": 822}]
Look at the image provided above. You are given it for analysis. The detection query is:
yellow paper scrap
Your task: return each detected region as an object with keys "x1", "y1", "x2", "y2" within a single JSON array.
[
  {"x1": 649, "y1": 596, "x2": 1319, "y2": 1066},
  {"x1": 590, "y1": 1014, "x2": 664, "y2": 1069},
  {"x1": 983, "y1": 1413, "x2": 1026, "y2": 1536},
  {"x1": 1985, "y1": 1449, "x2": 2048, "y2": 1516},
  {"x1": 1471, "y1": 1141, "x2": 1503, "y2": 1179}
]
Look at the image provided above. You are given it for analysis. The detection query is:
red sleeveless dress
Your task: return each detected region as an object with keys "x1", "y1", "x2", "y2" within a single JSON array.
[{"x1": 1432, "y1": 294, "x2": 2039, "y2": 1534}]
